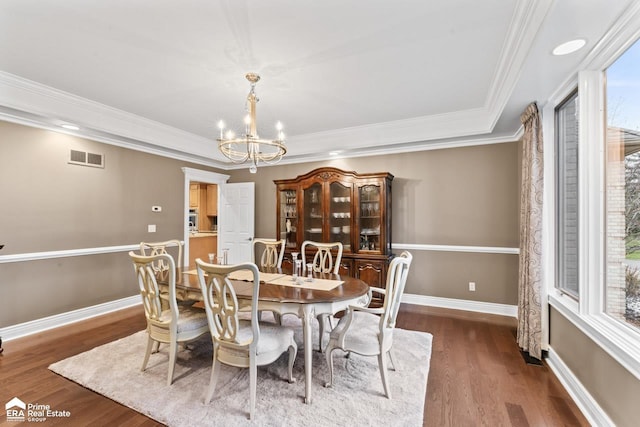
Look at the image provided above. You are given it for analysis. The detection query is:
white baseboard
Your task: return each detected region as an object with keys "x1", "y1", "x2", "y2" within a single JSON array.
[
  {"x1": 546, "y1": 347, "x2": 615, "y2": 427},
  {"x1": 0, "y1": 296, "x2": 141, "y2": 341},
  {"x1": 402, "y1": 293, "x2": 518, "y2": 318}
]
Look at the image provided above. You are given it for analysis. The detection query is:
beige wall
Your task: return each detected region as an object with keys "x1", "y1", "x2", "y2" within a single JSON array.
[
  {"x1": 0, "y1": 119, "x2": 520, "y2": 327},
  {"x1": 0, "y1": 121, "x2": 220, "y2": 326},
  {"x1": 550, "y1": 307, "x2": 640, "y2": 426},
  {"x1": 228, "y1": 142, "x2": 521, "y2": 305}
]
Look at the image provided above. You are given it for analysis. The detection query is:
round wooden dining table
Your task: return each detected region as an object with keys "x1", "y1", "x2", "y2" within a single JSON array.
[{"x1": 164, "y1": 266, "x2": 370, "y2": 404}]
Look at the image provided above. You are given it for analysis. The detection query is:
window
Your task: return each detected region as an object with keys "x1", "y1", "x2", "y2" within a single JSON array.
[
  {"x1": 605, "y1": 38, "x2": 640, "y2": 331},
  {"x1": 556, "y1": 91, "x2": 580, "y2": 299},
  {"x1": 549, "y1": 31, "x2": 640, "y2": 378}
]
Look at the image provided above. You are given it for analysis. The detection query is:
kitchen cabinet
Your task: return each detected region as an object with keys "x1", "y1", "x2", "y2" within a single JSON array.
[
  {"x1": 275, "y1": 167, "x2": 393, "y2": 297},
  {"x1": 189, "y1": 184, "x2": 199, "y2": 208},
  {"x1": 206, "y1": 184, "x2": 218, "y2": 216},
  {"x1": 189, "y1": 183, "x2": 218, "y2": 232},
  {"x1": 198, "y1": 186, "x2": 209, "y2": 231}
]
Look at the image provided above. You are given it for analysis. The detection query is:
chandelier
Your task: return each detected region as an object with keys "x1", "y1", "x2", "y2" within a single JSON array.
[{"x1": 217, "y1": 73, "x2": 286, "y2": 173}]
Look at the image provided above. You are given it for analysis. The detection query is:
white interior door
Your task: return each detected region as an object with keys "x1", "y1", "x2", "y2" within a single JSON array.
[{"x1": 217, "y1": 182, "x2": 255, "y2": 264}]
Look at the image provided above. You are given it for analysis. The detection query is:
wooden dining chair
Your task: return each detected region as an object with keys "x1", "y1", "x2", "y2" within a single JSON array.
[
  {"x1": 195, "y1": 260, "x2": 297, "y2": 420},
  {"x1": 252, "y1": 238, "x2": 286, "y2": 322},
  {"x1": 324, "y1": 251, "x2": 413, "y2": 398},
  {"x1": 252, "y1": 238, "x2": 285, "y2": 268},
  {"x1": 140, "y1": 239, "x2": 184, "y2": 271},
  {"x1": 301, "y1": 240, "x2": 343, "y2": 275},
  {"x1": 129, "y1": 251, "x2": 209, "y2": 386},
  {"x1": 140, "y1": 239, "x2": 193, "y2": 305},
  {"x1": 301, "y1": 240, "x2": 344, "y2": 350}
]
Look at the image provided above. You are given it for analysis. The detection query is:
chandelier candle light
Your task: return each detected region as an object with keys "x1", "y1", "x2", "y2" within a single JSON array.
[{"x1": 217, "y1": 73, "x2": 286, "y2": 173}]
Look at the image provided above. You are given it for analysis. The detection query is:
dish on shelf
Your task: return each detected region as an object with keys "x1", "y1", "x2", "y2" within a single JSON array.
[
  {"x1": 360, "y1": 228, "x2": 380, "y2": 235},
  {"x1": 331, "y1": 227, "x2": 340, "y2": 233},
  {"x1": 308, "y1": 228, "x2": 322, "y2": 233},
  {"x1": 332, "y1": 212, "x2": 351, "y2": 218}
]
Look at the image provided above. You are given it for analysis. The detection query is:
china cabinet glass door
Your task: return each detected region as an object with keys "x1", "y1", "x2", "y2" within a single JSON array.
[
  {"x1": 359, "y1": 184, "x2": 381, "y2": 252},
  {"x1": 279, "y1": 189, "x2": 298, "y2": 249},
  {"x1": 303, "y1": 183, "x2": 323, "y2": 242},
  {"x1": 329, "y1": 182, "x2": 352, "y2": 251}
]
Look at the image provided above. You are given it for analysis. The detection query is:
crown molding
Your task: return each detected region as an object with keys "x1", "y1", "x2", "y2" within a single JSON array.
[
  {"x1": 286, "y1": 107, "x2": 493, "y2": 157},
  {"x1": 286, "y1": 0, "x2": 550, "y2": 156},
  {"x1": 0, "y1": 71, "x2": 227, "y2": 161},
  {"x1": 0, "y1": 105, "x2": 226, "y2": 169},
  {"x1": 484, "y1": 0, "x2": 554, "y2": 129}
]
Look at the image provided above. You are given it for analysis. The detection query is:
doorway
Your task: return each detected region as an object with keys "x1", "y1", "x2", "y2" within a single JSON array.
[
  {"x1": 181, "y1": 168, "x2": 256, "y2": 266},
  {"x1": 182, "y1": 168, "x2": 229, "y2": 267}
]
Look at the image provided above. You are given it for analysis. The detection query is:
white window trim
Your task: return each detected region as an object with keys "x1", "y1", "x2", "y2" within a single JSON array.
[{"x1": 545, "y1": 4, "x2": 640, "y2": 379}]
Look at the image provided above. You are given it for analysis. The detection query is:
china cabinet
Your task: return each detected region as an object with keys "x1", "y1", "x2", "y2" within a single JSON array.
[{"x1": 275, "y1": 167, "x2": 393, "y2": 296}]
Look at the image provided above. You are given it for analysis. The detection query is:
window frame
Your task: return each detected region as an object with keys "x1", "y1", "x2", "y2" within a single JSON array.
[
  {"x1": 546, "y1": 6, "x2": 640, "y2": 380},
  {"x1": 555, "y1": 89, "x2": 580, "y2": 301}
]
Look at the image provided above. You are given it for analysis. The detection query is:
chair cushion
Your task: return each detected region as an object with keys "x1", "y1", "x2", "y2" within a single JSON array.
[
  {"x1": 158, "y1": 306, "x2": 208, "y2": 333},
  {"x1": 232, "y1": 320, "x2": 295, "y2": 354},
  {"x1": 331, "y1": 311, "x2": 381, "y2": 349},
  {"x1": 256, "y1": 323, "x2": 295, "y2": 355}
]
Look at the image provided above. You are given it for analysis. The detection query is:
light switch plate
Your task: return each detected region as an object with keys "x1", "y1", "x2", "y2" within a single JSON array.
[{"x1": 148, "y1": 224, "x2": 156, "y2": 233}]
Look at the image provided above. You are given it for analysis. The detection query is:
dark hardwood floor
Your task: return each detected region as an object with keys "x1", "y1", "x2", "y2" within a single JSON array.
[{"x1": 0, "y1": 304, "x2": 589, "y2": 426}]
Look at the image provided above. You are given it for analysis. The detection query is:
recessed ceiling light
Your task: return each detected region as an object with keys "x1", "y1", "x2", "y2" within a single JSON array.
[
  {"x1": 61, "y1": 124, "x2": 80, "y2": 130},
  {"x1": 552, "y1": 39, "x2": 586, "y2": 56},
  {"x1": 329, "y1": 151, "x2": 341, "y2": 156}
]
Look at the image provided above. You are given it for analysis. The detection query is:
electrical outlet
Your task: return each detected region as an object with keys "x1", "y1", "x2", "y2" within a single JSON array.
[
  {"x1": 148, "y1": 224, "x2": 156, "y2": 233},
  {"x1": 469, "y1": 281, "x2": 476, "y2": 291}
]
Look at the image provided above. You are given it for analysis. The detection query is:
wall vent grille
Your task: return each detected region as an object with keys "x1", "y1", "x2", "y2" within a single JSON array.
[{"x1": 68, "y1": 149, "x2": 104, "y2": 168}]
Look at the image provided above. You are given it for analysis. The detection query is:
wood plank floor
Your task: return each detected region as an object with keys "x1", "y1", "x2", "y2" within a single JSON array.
[{"x1": 0, "y1": 304, "x2": 589, "y2": 426}]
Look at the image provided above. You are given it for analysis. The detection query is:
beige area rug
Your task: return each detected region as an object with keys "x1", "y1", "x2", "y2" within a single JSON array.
[{"x1": 49, "y1": 315, "x2": 432, "y2": 426}]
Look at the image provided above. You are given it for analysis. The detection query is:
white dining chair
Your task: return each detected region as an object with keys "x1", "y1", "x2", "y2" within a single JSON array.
[
  {"x1": 129, "y1": 251, "x2": 209, "y2": 386},
  {"x1": 196, "y1": 259, "x2": 297, "y2": 420},
  {"x1": 252, "y1": 238, "x2": 286, "y2": 323},
  {"x1": 140, "y1": 239, "x2": 184, "y2": 271},
  {"x1": 301, "y1": 240, "x2": 343, "y2": 350},
  {"x1": 252, "y1": 238, "x2": 285, "y2": 268},
  {"x1": 140, "y1": 239, "x2": 195, "y2": 305},
  {"x1": 301, "y1": 240, "x2": 343, "y2": 275},
  {"x1": 324, "y1": 251, "x2": 413, "y2": 398}
]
